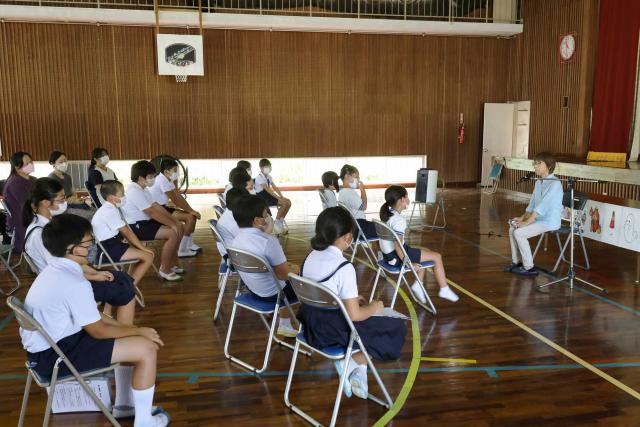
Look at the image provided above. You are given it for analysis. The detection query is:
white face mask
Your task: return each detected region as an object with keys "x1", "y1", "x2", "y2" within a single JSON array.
[
  {"x1": 348, "y1": 178, "x2": 359, "y2": 189},
  {"x1": 246, "y1": 168, "x2": 252, "y2": 176},
  {"x1": 145, "y1": 177, "x2": 156, "y2": 187},
  {"x1": 169, "y1": 172, "x2": 179, "y2": 181},
  {"x1": 50, "y1": 201, "x2": 68, "y2": 216},
  {"x1": 262, "y1": 167, "x2": 271, "y2": 175},
  {"x1": 249, "y1": 189, "x2": 257, "y2": 195},
  {"x1": 115, "y1": 196, "x2": 126, "y2": 208},
  {"x1": 55, "y1": 162, "x2": 68, "y2": 173},
  {"x1": 99, "y1": 155, "x2": 110, "y2": 166}
]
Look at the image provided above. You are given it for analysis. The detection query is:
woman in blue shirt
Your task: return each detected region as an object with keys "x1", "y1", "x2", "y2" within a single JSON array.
[{"x1": 505, "y1": 152, "x2": 564, "y2": 277}]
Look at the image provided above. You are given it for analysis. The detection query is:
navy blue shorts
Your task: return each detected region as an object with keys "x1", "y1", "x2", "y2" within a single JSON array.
[
  {"x1": 90, "y1": 271, "x2": 136, "y2": 306},
  {"x1": 27, "y1": 330, "x2": 115, "y2": 380},
  {"x1": 131, "y1": 219, "x2": 162, "y2": 241},
  {"x1": 383, "y1": 244, "x2": 421, "y2": 264},
  {"x1": 249, "y1": 282, "x2": 298, "y2": 304},
  {"x1": 356, "y1": 219, "x2": 378, "y2": 240},
  {"x1": 98, "y1": 236, "x2": 129, "y2": 262},
  {"x1": 163, "y1": 205, "x2": 175, "y2": 214},
  {"x1": 256, "y1": 190, "x2": 279, "y2": 207}
]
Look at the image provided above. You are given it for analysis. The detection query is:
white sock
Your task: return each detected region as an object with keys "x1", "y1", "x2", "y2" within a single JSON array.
[
  {"x1": 439, "y1": 286, "x2": 459, "y2": 302},
  {"x1": 132, "y1": 385, "x2": 155, "y2": 427},
  {"x1": 279, "y1": 317, "x2": 292, "y2": 329},
  {"x1": 179, "y1": 236, "x2": 190, "y2": 252},
  {"x1": 276, "y1": 218, "x2": 284, "y2": 226},
  {"x1": 187, "y1": 235, "x2": 194, "y2": 247},
  {"x1": 114, "y1": 366, "x2": 134, "y2": 407}
]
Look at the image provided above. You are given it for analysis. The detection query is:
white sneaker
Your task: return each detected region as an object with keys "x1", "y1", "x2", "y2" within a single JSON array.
[
  {"x1": 190, "y1": 243, "x2": 202, "y2": 252},
  {"x1": 273, "y1": 222, "x2": 284, "y2": 235},
  {"x1": 159, "y1": 270, "x2": 183, "y2": 282},
  {"x1": 333, "y1": 360, "x2": 352, "y2": 398},
  {"x1": 178, "y1": 249, "x2": 198, "y2": 258},
  {"x1": 377, "y1": 251, "x2": 383, "y2": 261},
  {"x1": 438, "y1": 286, "x2": 459, "y2": 302},
  {"x1": 410, "y1": 282, "x2": 427, "y2": 304},
  {"x1": 149, "y1": 408, "x2": 171, "y2": 427},
  {"x1": 349, "y1": 367, "x2": 368, "y2": 399},
  {"x1": 277, "y1": 322, "x2": 298, "y2": 338},
  {"x1": 112, "y1": 405, "x2": 159, "y2": 419},
  {"x1": 172, "y1": 266, "x2": 185, "y2": 274}
]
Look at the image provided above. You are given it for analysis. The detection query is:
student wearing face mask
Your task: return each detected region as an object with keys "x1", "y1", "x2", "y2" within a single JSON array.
[
  {"x1": 87, "y1": 147, "x2": 117, "y2": 208},
  {"x1": 23, "y1": 179, "x2": 138, "y2": 330},
  {"x1": 149, "y1": 158, "x2": 201, "y2": 257},
  {"x1": 48, "y1": 150, "x2": 94, "y2": 219},
  {"x1": 320, "y1": 171, "x2": 340, "y2": 209},
  {"x1": 92, "y1": 180, "x2": 155, "y2": 286},
  {"x1": 231, "y1": 194, "x2": 300, "y2": 337},
  {"x1": 122, "y1": 161, "x2": 184, "y2": 282},
  {"x1": 254, "y1": 158, "x2": 291, "y2": 235},
  {"x1": 337, "y1": 164, "x2": 377, "y2": 240},
  {"x1": 2, "y1": 151, "x2": 36, "y2": 252},
  {"x1": 223, "y1": 160, "x2": 254, "y2": 199}
]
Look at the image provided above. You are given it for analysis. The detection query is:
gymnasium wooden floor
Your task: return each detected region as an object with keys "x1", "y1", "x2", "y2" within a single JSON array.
[{"x1": 1, "y1": 188, "x2": 640, "y2": 426}]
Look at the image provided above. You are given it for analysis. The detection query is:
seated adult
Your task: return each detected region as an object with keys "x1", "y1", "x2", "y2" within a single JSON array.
[
  {"x1": 48, "y1": 150, "x2": 94, "y2": 219},
  {"x1": 2, "y1": 151, "x2": 35, "y2": 252}
]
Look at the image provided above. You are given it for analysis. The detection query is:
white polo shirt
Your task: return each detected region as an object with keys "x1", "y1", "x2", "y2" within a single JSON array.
[
  {"x1": 379, "y1": 211, "x2": 406, "y2": 254},
  {"x1": 20, "y1": 257, "x2": 101, "y2": 353},
  {"x1": 254, "y1": 173, "x2": 274, "y2": 193},
  {"x1": 149, "y1": 173, "x2": 175, "y2": 206},
  {"x1": 122, "y1": 182, "x2": 153, "y2": 224},
  {"x1": 321, "y1": 189, "x2": 338, "y2": 209},
  {"x1": 302, "y1": 246, "x2": 358, "y2": 301},
  {"x1": 92, "y1": 202, "x2": 126, "y2": 242},
  {"x1": 231, "y1": 227, "x2": 287, "y2": 297},
  {"x1": 216, "y1": 208, "x2": 240, "y2": 256},
  {"x1": 24, "y1": 214, "x2": 53, "y2": 273},
  {"x1": 338, "y1": 188, "x2": 365, "y2": 220}
]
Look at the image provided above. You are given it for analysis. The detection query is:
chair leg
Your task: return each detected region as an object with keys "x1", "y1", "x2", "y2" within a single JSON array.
[
  {"x1": 0, "y1": 253, "x2": 21, "y2": 295},
  {"x1": 134, "y1": 285, "x2": 145, "y2": 308},
  {"x1": 258, "y1": 307, "x2": 280, "y2": 374},
  {"x1": 580, "y1": 234, "x2": 590, "y2": 270},
  {"x1": 389, "y1": 272, "x2": 403, "y2": 310},
  {"x1": 532, "y1": 233, "x2": 545, "y2": 260},
  {"x1": 553, "y1": 233, "x2": 569, "y2": 273},
  {"x1": 18, "y1": 372, "x2": 32, "y2": 427},
  {"x1": 213, "y1": 272, "x2": 229, "y2": 322},
  {"x1": 350, "y1": 243, "x2": 357, "y2": 263},
  {"x1": 369, "y1": 267, "x2": 382, "y2": 303},
  {"x1": 223, "y1": 303, "x2": 239, "y2": 361},
  {"x1": 360, "y1": 345, "x2": 393, "y2": 408},
  {"x1": 43, "y1": 363, "x2": 60, "y2": 427},
  {"x1": 283, "y1": 341, "x2": 300, "y2": 409}
]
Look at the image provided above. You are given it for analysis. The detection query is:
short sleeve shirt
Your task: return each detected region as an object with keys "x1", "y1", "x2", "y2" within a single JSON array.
[
  {"x1": 379, "y1": 211, "x2": 406, "y2": 254},
  {"x1": 148, "y1": 173, "x2": 175, "y2": 206},
  {"x1": 254, "y1": 173, "x2": 274, "y2": 193},
  {"x1": 121, "y1": 182, "x2": 153, "y2": 223},
  {"x1": 338, "y1": 188, "x2": 365, "y2": 220},
  {"x1": 24, "y1": 214, "x2": 53, "y2": 273},
  {"x1": 302, "y1": 246, "x2": 358, "y2": 300},
  {"x1": 92, "y1": 202, "x2": 126, "y2": 241}
]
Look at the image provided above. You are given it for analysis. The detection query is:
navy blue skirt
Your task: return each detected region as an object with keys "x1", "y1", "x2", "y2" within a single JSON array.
[
  {"x1": 99, "y1": 236, "x2": 130, "y2": 262},
  {"x1": 356, "y1": 219, "x2": 378, "y2": 240},
  {"x1": 297, "y1": 304, "x2": 406, "y2": 361}
]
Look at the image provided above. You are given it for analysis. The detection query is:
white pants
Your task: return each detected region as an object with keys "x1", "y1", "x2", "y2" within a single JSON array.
[{"x1": 509, "y1": 222, "x2": 553, "y2": 270}]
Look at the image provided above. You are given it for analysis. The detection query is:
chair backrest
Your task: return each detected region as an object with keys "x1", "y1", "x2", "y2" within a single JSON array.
[
  {"x1": 288, "y1": 273, "x2": 357, "y2": 331},
  {"x1": 22, "y1": 251, "x2": 41, "y2": 274},
  {"x1": 7, "y1": 296, "x2": 64, "y2": 358},
  {"x1": 337, "y1": 202, "x2": 368, "y2": 242},
  {"x1": 226, "y1": 247, "x2": 272, "y2": 275},
  {"x1": 371, "y1": 218, "x2": 400, "y2": 244},
  {"x1": 0, "y1": 198, "x2": 12, "y2": 218},
  {"x1": 562, "y1": 190, "x2": 588, "y2": 211},
  {"x1": 213, "y1": 205, "x2": 225, "y2": 218},
  {"x1": 217, "y1": 193, "x2": 227, "y2": 209},
  {"x1": 208, "y1": 219, "x2": 225, "y2": 245},
  {"x1": 488, "y1": 163, "x2": 504, "y2": 181}
]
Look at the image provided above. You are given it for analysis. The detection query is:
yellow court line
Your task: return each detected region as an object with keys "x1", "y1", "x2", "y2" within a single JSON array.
[
  {"x1": 446, "y1": 278, "x2": 640, "y2": 401},
  {"x1": 420, "y1": 357, "x2": 477, "y2": 364}
]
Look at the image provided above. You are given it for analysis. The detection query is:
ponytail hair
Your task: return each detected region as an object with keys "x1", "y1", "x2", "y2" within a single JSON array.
[
  {"x1": 321, "y1": 171, "x2": 340, "y2": 191},
  {"x1": 90, "y1": 147, "x2": 107, "y2": 167},
  {"x1": 311, "y1": 207, "x2": 355, "y2": 251},
  {"x1": 22, "y1": 178, "x2": 63, "y2": 228},
  {"x1": 380, "y1": 185, "x2": 408, "y2": 222}
]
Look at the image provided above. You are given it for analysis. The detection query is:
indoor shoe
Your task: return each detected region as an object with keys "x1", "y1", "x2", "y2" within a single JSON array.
[
  {"x1": 410, "y1": 282, "x2": 428, "y2": 304},
  {"x1": 349, "y1": 367, "x2": 368, "y2": 400},
  {"x1": 512, "y1": 266, "x2": 539, "y2": 277},
  {"x1": 159, "y1": 270, "x2": 183, "y2": 282},
  {"x1": 503, "y1": 262, "x2": 522, "y2": 272},
  {"x1": 438, "y1": 286, "x2": 459, "y2": 302},
  {"x1": 333, "y1": 360, "x2": 353, "y2": 398},
  {"x1": 112, "y1": 405, "x2": 159, "y2": 419},
  {"x1": 178, "y1": 249, "x2": 198, "y2": 258},
  {"x1": 277, "y1": 323, "x2": 298, "y2": 338}
]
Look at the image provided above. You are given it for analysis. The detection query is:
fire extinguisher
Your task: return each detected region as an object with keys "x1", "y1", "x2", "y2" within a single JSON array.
[{"x1": 458, "y1": 113, "x2": 464, "y2": 145}]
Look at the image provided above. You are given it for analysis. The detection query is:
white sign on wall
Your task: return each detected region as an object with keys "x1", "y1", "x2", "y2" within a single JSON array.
[{"x1": 156, "y1": 34, "x2": 204, "y2": 76}]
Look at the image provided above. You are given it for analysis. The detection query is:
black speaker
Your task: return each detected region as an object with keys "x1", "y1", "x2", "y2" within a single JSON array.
[{"x1": 415, "y1": 168, "x2": 431, "y2": 203}]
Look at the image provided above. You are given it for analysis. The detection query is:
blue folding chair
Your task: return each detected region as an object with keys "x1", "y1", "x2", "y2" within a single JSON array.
[
  {"x1": 284, "y1": 273, "x2": 393, "y2": 427},
  {"x1": 337, "y1": 202, "x2": 379, "y2": 267},
  {"x1": 223, "y1": 247, "x2": 307, "y2": 373},
  {"x1": 208, "y1": 219, "x2": 239, "y2": 322},
  {"x1": 483, "y1": 162, "x2": 504, "y2": 194},
  {"x1": 369, "y1": 219, "x2": 437, "y2": 315}
]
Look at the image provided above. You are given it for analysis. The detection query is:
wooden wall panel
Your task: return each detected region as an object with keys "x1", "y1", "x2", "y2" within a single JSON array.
[{"x1": 0, "y1": 21, "x2": 514, "y2": 182}]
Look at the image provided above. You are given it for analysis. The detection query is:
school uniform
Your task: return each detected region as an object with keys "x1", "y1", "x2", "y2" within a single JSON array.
[
  {"x1": 254, "y1": 173, "x2": 279, "y2": 206},
  {"x1": 216, "y1": 208, "x2": 240, "y2": 257},
  {"x1": 20, "y1": 257, "x2": 115, "y2": 379},
  {"x1": 320, "y1": 189, "x2": 338, "y2": 209},
  {"x1": 149, "y1": 173, "x2": 176, "y2": 214},
  {"x1": 87, "y1": 165, "x2": 117, "y2": 208},
  {"x1": 24, "y1": 215, "x2": 54, "y2": 273},
  {"x1": 121, "y1": 182, "x2": 162, "y2": 241},
  {"x1": 379, "y1": 210, "x2": 421, "y2": 265},
  {"x1": 2, "y1": 173, "x2": 34, "y2": 251},
  {"x1": 231, "y1": 227, "x2": 297, "y2": 303},
  {"x1": 338, "y1": 188, "x2": 377, "y2": 240},
  {"x1": 297, "y1": 246, "x2": 406, "y2": 360},
  {"x1": 24, "y1": 213, "x2": 135, "y2": 306},
  {"x1": 92, "y1": 202, "x2": 130, "y2": 262}
]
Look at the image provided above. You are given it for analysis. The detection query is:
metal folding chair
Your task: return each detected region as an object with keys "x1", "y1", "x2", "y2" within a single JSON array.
[
  {"x1": 7, "y1": 296, "x2": 121, "y2": 427},
  {"x1": 95, "y1": 240, "x2": 145, "y2": 308},
  {"x1": 223, "y1": 247, "x2": 306, "y2": 373},
  {"x1": 213, "y1": 205, "x2": 225, "y2": 218},
  {"x1": 532, "y1": 190, "x2": 590, "y2": 273},
  {"x1": 408, "y1": 177, "x2": 446, "y2": 231},
  {"x1": 0, "y1": 198, "x2": 23, "y2": 269},
  {"x1": 208, "y1": 219, "x2": 239, "y2": 322},
  {"x1": 318, "y1": 189, "x2": 330, "y2": 210},
  {"x1": 284, "y1": 273, "x2": 393, "y2": 427},
  {"x1": 483, "y1": 162, "x2": 504, "y2": 195},
  {"x1": 0, "y1": 241, "x2": 21, "y2": 295},
  {"x1": 337, "y1": 202, "x2": 379, "y2": 267},
  {"x1": 369, "y1": 219, "x2": 437, "y2": 315},
  {"x1": 217, "y1": 193, "x2": 227, "y2": 210},
  {"x1": 84, "y1": 181, "x2": 101, "y2": 208}
]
